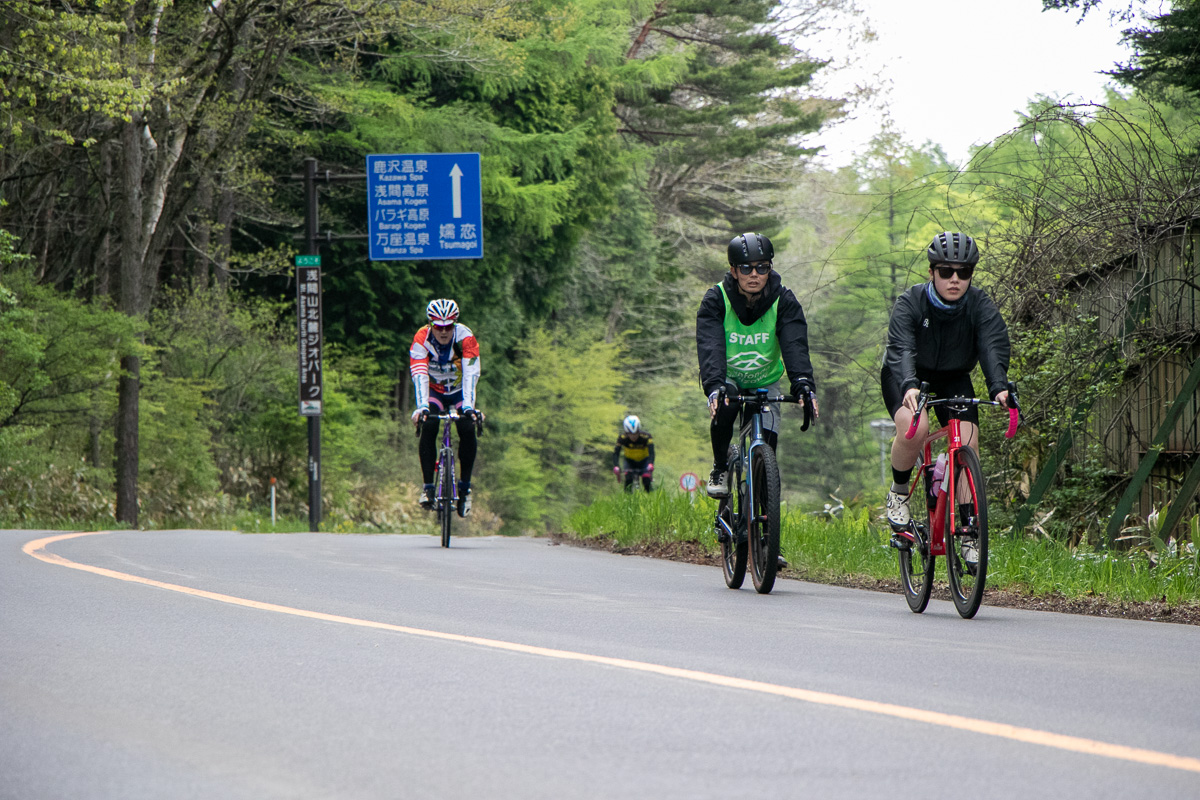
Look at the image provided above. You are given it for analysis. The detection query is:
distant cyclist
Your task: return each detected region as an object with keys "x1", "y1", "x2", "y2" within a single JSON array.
[
  {"x1": 410, "y1": 299, "x2": 481, "y2": 517},
  {"x1": 881, "y1": 231, "x2": 1012, "y2": 533},
  {"x1": 696, "y1": 232, "x2": 818, "y2": 499},
  {"x1": 612, "y1": 415, "x2": 655, "y2": 492}
]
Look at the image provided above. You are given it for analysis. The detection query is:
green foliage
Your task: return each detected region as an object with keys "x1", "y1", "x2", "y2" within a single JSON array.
[
  {"x1": 482, "y1": 326, "x2": 626, "y2": 532},
  {"x1": 0, "y1": 267, "x2": 140, "y2": 432},
  {"x1": 0, "y1": 239, "x2": 139, "y2": 527},
  {"x1": 137, "y1": 375, "x2": 225, "y2": 523},
  {"x1": 776, "y1": 131, "x2": 971, "y2": 502},
  {"x1": 1098, "y1": 1, "x2": 1200, "y2": 101},
  {"x1": 143, "y1": 287, "x2": 418, "y2": 529},
  {"x1": 565, "y1": 489, "x2": 1200, "y2": 605}
]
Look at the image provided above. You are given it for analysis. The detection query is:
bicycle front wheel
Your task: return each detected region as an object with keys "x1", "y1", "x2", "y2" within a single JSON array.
[
  {"x1": 440, "y1": 451, "x2": 454, "y2": 548},
  {"x1": 946, "y1": 446, "x2": 988, "y2": 618},
  {"x1": 748, "y1": 444, "x2": 781, "y2": 594},
  {"x1": 719, "y1": 447, "x2": 747, "y2": 589},
  {"x1": 899, "y1": 461, "x2": 934, "y2": 613}
]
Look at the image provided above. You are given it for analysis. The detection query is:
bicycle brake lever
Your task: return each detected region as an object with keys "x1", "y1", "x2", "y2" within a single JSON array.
[
  {"x1": 800, "y1": 391, "x2": 813, "y2": 432},
  {"x1": 904, "y1": 382, "x2": 930, "y2": 440}
]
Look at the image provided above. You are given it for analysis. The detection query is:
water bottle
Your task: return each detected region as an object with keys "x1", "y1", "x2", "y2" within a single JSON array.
[{"x1": 932, "y1": 454, "x2": 948, "y2": 498}]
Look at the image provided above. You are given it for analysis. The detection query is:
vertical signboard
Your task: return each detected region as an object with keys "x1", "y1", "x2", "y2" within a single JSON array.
[
  {"x1": 366, "y1": 153, "x2": 483, "y2": 261},
  {"x1": 296, "y1": 256, "x2": 322, "y2": 416}
]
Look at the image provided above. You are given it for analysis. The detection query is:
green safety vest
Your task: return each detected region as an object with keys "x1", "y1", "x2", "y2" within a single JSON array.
[{"x1": 719, "y1": 284, "x2": 784, "y2": 389}]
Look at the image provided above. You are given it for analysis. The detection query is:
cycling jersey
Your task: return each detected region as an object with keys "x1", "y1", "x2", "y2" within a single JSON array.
[
  {"x1": 882, "y1": 283, "x2": 1010, "y2": 400},
  {"x1": 410, "y1": 323, "x2": 480, "y2": 408},
  {"x1": 696, "y1": 272, "x2": 815, "y2": 396},
  {"x1": 613, "y1": 432, "x2": 655, "y2": 467}
]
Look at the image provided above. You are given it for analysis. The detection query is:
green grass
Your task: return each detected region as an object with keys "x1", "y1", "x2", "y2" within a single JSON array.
[{"x1": 565, "y1": 488, "x2": 1200, "y2": 607}]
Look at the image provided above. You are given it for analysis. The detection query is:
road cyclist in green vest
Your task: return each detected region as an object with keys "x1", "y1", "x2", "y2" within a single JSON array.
[{"x1": 696, "y1": 232, "x2": 819, "y2": 507}]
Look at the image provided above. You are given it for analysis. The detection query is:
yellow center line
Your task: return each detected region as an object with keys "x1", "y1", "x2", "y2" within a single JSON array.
[{"x1": 23, "y1": 530, "x2": 1200, "y2": 774}]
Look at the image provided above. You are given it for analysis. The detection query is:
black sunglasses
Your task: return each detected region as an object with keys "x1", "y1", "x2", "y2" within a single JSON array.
[
  {"x1": 736, "y1": 262, "x2": 772, "y2": 275},
  {"x1": 934, "y1": 265, "x2": 974, "y2": 280}
]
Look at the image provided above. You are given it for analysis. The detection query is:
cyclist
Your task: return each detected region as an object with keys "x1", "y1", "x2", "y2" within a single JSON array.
[
  {"x1": 612, "y1": 415, "x2": 655, "y2": 492},
  {"x1": 697, "y1": 232, "x2": 818, "y2": 500},
  {"x1": 410, "y1": 298, "x2": 481, "y2": 517},
  {"x1": 881, "y1": 231, "x2": 1012, "y2": 537}
]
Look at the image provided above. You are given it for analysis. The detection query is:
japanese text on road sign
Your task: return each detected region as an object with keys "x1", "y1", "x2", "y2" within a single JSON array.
[
  {"x1": 366, "y1": 153, "x2": 483, "y2": 261},
  {"x1": 297, "y1": 263, "x2": 322, "y2": 416}
]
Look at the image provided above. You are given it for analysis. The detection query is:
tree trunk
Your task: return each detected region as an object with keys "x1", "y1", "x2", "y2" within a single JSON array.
[
  {"x1": 115, "y1": 107, "x2": 145, "y2": 527},
  {"x1": 114, "y1": 359, "x2": 141, "y2": 524}
]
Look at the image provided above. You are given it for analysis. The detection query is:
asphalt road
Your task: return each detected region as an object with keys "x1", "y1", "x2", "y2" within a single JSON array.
[{"x1": 3, "y1": 529, "x2": 1199, "y2": 799}]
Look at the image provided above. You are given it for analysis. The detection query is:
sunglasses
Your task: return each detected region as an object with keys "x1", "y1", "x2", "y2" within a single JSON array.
[
  {"x1": 432, "y1": 323, "x2": 455, "y2": 331},
  {"x1": 736, "y1": 263, "x2": 772, "y2": 275},
  {"x1": 934, "y1": 265, "x2": 975, "y2": 280}
]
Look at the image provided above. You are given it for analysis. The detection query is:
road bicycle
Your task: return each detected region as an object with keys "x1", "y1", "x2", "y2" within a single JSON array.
[
  {"x1": 420, "y1": 408, "x2": 483, "y2": 548},
  {"x1": 616, "y1": 463, "x2": 653, "y2": 492},
  {"x1": 714, "y1": 388, "x2": 813, "y2": 594},
  {"x1": 890, "y1": 381, "x2": 1019, "y2": 618}
]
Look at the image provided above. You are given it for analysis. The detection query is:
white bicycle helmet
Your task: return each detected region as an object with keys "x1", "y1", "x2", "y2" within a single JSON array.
[
  {"x1": 426, "y1": 298, "x2": 460, "y2": 325},
  {"x1": 622, "y1": 415, "x2": 640, "y2": 435}
]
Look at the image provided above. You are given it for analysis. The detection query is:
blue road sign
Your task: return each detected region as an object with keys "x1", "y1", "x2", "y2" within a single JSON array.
[{"x1": 366, "y1": 153, "x2": 482, "y2": 261}]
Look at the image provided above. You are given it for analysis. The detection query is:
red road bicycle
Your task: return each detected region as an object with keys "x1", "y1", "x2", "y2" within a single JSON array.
[{"x1": 889, "y1": 381, "x2": 1019, "y2": 619}]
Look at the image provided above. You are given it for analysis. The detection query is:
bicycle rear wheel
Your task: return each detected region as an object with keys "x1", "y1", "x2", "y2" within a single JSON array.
[
  {"x1": 946, "y1": 446, "x2": 988, "y2": 618},
  {"x1": 898, "y1": 462, "x2": 934, "y2": 613},
  {"x1": 748, "y1": 444, "x2": 781, "y2": 594},
  {"x1": 719, "y1": 448, "x2": 747, "y2": 589},
  {"x1": 439, "y1": 449, "x2": 454, "y2": 548}
]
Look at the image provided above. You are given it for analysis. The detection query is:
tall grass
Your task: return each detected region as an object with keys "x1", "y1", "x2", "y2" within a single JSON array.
[{"x1": 565, "y1": 489, "x2": 1200, "y2": 605}]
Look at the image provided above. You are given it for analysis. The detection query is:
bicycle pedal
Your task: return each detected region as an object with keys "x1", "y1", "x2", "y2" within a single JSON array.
[{"x1": 889, "y1": 533, "x2": 912, "y2": 551}]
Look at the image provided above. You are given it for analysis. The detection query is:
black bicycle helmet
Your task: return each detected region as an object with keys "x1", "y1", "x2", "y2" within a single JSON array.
[
  {"x1": 727, "y1": 232, "x2": 774, "y2": 266},
  {"x1": 926, "y1": 231, "x2": 979, "y2": 265}
]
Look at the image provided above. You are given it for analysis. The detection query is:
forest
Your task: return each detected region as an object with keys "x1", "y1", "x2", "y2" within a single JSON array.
[{"x1": 2, "y1": 0, "x2": 1199, "y2": 549}]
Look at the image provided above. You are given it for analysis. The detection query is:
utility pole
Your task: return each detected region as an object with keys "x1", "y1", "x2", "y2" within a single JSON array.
[
  {"x1": 303, "y1": 157, "x2": 322, "y2": 531},
  {"x1": 293, "y1": 157, "x2": 368, "y2": 531}
]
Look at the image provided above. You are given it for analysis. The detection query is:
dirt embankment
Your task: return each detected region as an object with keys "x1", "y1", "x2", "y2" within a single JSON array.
[{"x1": 551, "y1": 533, "x2": 1200, "y2": 626}]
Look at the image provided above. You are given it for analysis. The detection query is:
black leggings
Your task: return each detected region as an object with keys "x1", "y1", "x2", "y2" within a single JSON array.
[
  {"x1": 711, "y1": 400, "x2": 778, "y2": 466},
  {"x1": 621, "y1": 458, "x2": 653, "y2": 492},
  {"x1": 419, "y1": 416, "x2": 477, "y2": 485}
]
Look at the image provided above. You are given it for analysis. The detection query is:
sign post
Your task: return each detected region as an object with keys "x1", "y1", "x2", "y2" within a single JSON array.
[
  {"x1": 869, "y1": 418, "x2": 896, "y2": 487},
  {"x1": 680, "y1": 472, "x2": 700, "y2": 504},
  {"x1": 296, "y1": 253, "x2": 322, "y2": 530},
  {"x1": 366, "y1": 153, "x2": 483, "y2": 261}
]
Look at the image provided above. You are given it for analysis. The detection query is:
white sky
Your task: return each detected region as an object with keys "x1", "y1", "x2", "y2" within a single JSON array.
[{"x1": 807, "y1": 0, "x2": 1144, "y2": 167}]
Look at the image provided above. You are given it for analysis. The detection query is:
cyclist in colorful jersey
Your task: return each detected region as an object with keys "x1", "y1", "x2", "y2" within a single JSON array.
[
  {"x1": 696, "y1": 232, "x2": 818, "y2": 499},
  {"x1": 410, "y1": 298, "x2": 482, "y2": 517},
  {"x1": 612, "y1": 415, "x2": 655, "y2": 492},
  {"x1": 881, "y1": 231, "x2": 1012, "y2": 533}
]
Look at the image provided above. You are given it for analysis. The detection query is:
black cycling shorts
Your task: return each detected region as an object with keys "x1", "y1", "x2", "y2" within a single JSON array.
[{"x1": 880, "y1": 366, "x2": 979, "y2": 426}]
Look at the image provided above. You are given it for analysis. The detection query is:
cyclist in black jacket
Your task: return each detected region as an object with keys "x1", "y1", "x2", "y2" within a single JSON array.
[
  {"x1": 882, "y1": 231, "x2": 1013, "y2": 531},
  {"x1": 697, "y1": 232, "x2": 818, "y2": 499}
]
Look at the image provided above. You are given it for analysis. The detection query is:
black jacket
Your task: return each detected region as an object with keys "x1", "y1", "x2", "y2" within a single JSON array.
[
  {"x1": 696, "y1": 272, "x2": 815, "y2": 397},
  {"x1": 883, "y1": 283, "x2": 1010, "y2": 399}
]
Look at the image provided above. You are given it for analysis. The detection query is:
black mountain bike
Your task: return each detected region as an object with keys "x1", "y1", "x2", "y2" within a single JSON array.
[{"x1": 713, "y1": 388, "x2": 813, "y2": 594}]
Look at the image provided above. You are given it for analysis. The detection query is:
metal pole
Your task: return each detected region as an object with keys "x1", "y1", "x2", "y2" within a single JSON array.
[
  {"x1": 870, "y1": 419, "x2": 895, "y2": 487},
  {"x1": 304, "y1": 157, "x2": 322, "y2": 531},
  {"x1": 880, "y1": 438, "x2": 888, "y2": 487}
]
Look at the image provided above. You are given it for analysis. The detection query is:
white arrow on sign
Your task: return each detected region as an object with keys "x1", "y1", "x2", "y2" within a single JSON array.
[{"x1": 450, "y1": 163, "x2": 463, "y2": 219}]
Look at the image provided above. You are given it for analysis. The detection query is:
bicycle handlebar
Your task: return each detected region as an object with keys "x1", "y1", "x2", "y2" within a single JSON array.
[
  {"x1": 715, "y1": 387, "x2": 815, "y2": 431},
  {"x1": 415, "y1": 408, "x2": 485, "y2": 436},
  {"x1": 904, "y1": 381, "x2": 1020, "y2": 440}
]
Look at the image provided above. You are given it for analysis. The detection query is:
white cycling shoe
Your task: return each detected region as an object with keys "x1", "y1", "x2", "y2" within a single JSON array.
[{"x1": 885, "y1": 490, "x2": 911, "y2": 530}]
